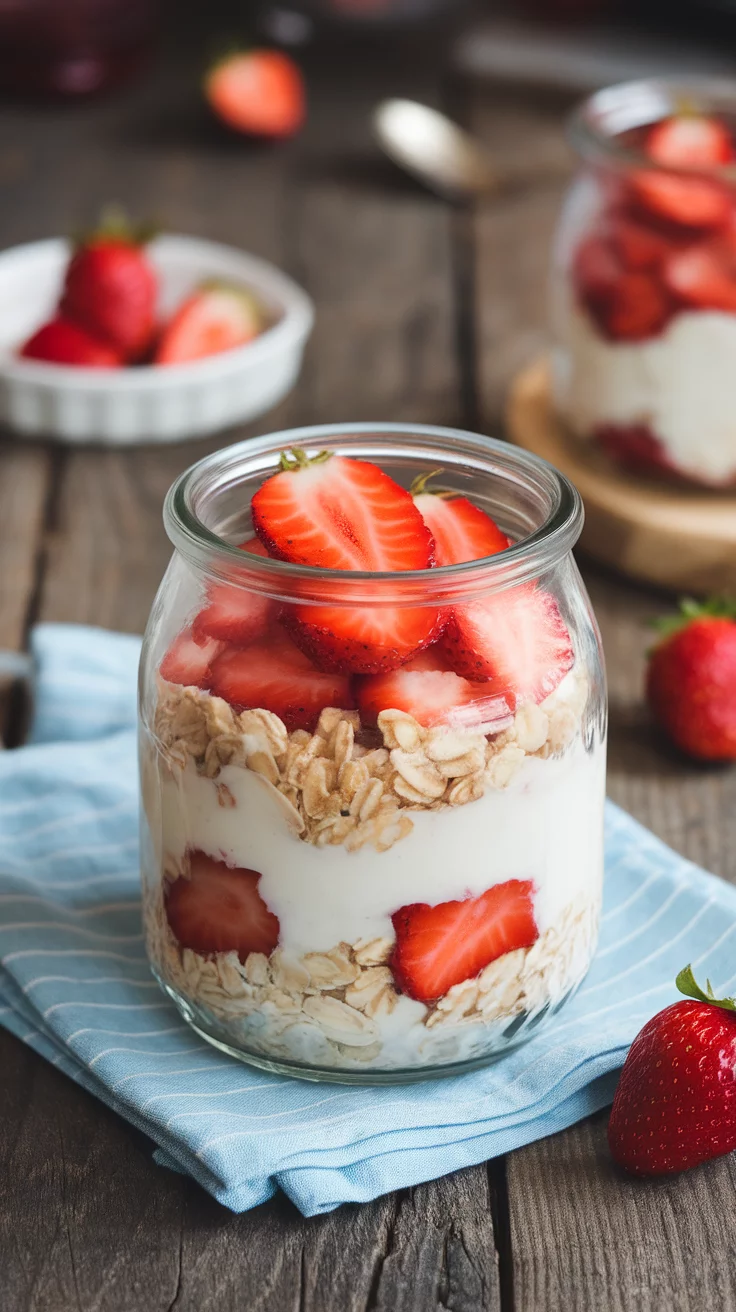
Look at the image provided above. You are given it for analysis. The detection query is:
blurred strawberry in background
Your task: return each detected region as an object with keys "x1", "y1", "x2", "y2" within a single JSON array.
[{"x1": 205, "y1": 48, "x2": 306, "y2": 139}]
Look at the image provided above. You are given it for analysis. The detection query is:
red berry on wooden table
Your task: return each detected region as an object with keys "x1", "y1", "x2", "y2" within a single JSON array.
[
  {"x1": 646, "y1": 598, "x2": 736, "y2": 761},
  {"x1": 60, "y1": 209, "x2": 158, "y2": 361},
  {"x1": 205, "y1": 49, "x2": 305, "y2": 140},
  {"x1": 608, "y1": 966, "x2": 736, "y2": 1176}
]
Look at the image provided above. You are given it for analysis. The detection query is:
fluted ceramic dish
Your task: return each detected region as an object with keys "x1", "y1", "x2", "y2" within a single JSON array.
[{"x1": 0, "y1": 235, "x2": 314, "y2": 446}]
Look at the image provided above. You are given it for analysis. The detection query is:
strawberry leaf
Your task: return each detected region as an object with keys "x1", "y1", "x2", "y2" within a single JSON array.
[
  {"x1": 652, "y1": 595, "x2": 736, "y2": 642},
  {"x1": 278, "y1": 447, "x2": 332, "y2": 472},
  {"x1": 409, "y1": 469, "x2": 456, "y2": 499},
  {"x1": 676, "y1": 964, "x2": 736, "y2": 1012}
]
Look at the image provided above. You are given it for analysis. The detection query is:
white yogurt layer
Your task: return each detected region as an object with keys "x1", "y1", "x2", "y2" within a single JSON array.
[
  {"x1": 554, "y1": 301, "x2": 736, "y2": 484},
  {"x1": 153, "y1": 739, "x2": 606, "y2": 958}
]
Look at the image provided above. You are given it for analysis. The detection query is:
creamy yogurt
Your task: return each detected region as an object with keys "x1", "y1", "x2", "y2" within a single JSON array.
[
  {"x1": 554, "y1": 301, "x2": 736, "y2": 484},
  {"x1": 150, "y1": 739, "x2": 605, "y2": 957}
]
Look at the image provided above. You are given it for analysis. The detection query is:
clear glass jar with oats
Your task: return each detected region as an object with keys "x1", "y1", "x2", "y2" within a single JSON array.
[{"x1": 139, "y1": 423, "x2": 607, "y2": 1083}]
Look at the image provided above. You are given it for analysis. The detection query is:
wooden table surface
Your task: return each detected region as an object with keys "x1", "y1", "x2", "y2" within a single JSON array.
[{"x1": 2, "y1": 21, "x2": 736, "y2": 1312}]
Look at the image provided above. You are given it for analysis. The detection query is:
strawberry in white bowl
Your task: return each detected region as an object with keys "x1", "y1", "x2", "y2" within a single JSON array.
[{"x1": 0, "y1": 230, "x2": 313, "y2": 444}]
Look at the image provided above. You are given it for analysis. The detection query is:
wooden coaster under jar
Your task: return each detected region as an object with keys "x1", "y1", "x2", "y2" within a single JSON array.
[{"x1": 506, "y1": 357, "x2": 736, "y2": 597}]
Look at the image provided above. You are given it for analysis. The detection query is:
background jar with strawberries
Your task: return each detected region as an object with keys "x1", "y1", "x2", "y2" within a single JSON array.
[
  {"x1": 551, "y1": 78, "x2": 736, "y2": 489},
  {"x1": 138, "y1": 424, "x2": 607, "y2": 1082}
]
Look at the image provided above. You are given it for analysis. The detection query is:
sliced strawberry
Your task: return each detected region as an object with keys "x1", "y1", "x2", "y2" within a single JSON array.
[
  {"x1": 209, "y1": 627, "x2": 353, "y2": 731},
  {"x1": 253, "y1": 450, "x2": 441, "y2": 673},
  {"x1": 166, "y1": 851, "x2": 279, "y2": 960},
  {"x1": 355, "y1": 649, "x2": 512, "y2": 732},
  {"x1": 205, "y1": 49, "x2": 305, "y2": 140},
  {"x1": 630, "y1": 171, "x2": 730, "y2": 231},
  {"x1": 193, "y1": 537, "x2": 277, "y2": 646},
  {"x1": 154, "y1": 283, "x2": 262, "y2": 365},
  {"x1": 595, "y1": 424, "x2": 679, "y2": 479},
  {"x1": 160, "y1": 628, "x2": 222, "y2": 689},
  {"x1": 441, "y1": 586, "x2": 574, "y2": 706},
  {"x1": 646, "y1": 115, "x2": 735, "y2": 169},
  {"x1": 391, "y1": 879, "x2": 538, "y2": 1005},
  {"x1": 282, "y1": 604, "x2": 444, "y2": 676},
  {"x1": 664, "y1": 240, "x2": 736, "y2": 312},
  {"x1": 601, "y1": 270, "x2": 671, "y2": 341},
  {"x1": 253, "y1": 450, "x2": 434, "y2": 572},
  {"x1": 606, "y1": 216, "x2": 674, "y2": 272},
  {"x1": 573, "y1": 235, "x2": 622, "y2": 312},
  {"x1": 412, "y1": 477, "x2": 509, "y2": 564}
]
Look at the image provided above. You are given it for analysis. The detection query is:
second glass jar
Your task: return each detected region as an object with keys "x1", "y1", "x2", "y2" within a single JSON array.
[{"x1": 552, "y1": 78, "x2": 736, "y2": 488}]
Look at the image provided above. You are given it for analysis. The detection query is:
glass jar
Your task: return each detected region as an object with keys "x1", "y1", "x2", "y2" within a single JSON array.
[
  {"x1": 139, "y1": 423, "x2": 607, "y2": 1084},
  {"x1": 552, "y1": 79, "x2": 736, "y2": 487}
]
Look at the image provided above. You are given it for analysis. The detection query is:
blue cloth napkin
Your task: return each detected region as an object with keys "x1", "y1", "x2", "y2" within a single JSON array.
[{"x1": 2, "y1": 624, "x2": 736, "y2": 1217}]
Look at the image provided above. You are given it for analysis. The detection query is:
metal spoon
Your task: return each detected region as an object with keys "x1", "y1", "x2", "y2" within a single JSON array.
[{"x1": 373, "y1": 99, "x2": 502, "y2": 200}]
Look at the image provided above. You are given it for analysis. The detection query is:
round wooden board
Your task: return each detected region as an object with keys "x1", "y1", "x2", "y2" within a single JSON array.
[{"x1": 506, "y1": 357, "x2": 736, "y2": 596}]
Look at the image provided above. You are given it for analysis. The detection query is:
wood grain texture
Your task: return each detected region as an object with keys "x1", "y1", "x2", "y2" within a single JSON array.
[
  {"x1": 0, "y1": 440, "x2": 50, "y2": 649},
  {"x1": 0, "y1": 1022, "x2": 500, "y2": 1312},
  {"x1": 507, "y1": 1111, "x2": 736, "y2": 1312}
]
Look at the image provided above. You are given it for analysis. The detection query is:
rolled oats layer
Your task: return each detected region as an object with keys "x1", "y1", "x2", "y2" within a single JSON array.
[
  {"x1": 152, "y1": 667, "x2": 589, "y2": 855},
  {"x1": 140, "y1": 665, "x2": 603, "y2": 1073},
  {"x1": 144, "y1": 882, "x2": 598, "y2": 1071}
]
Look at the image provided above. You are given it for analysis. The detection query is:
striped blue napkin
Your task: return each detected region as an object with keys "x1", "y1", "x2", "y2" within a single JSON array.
[{"x1": 2, "y1": 623, "x2": 735, "y2": 1216}]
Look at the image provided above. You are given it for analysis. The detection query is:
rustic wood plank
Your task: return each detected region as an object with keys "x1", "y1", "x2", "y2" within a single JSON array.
[
  {"x1": 0, "y1": 441, "x2": 50, "y2": 652},
  {"x1": 468, "y1": 80, "x2": 736, "y2": 1312},
  {"x1": 507, "y1": 1111, "x2": 736, "y2": 1312}
]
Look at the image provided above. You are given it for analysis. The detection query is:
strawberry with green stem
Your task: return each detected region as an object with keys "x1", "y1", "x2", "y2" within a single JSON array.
[
  {"x1": 646, "y1": 597, "x2": 736, "y2": 761},
  {"x1": 61, "y1": 207, "x2": 158, "y2": 361},
  {"x1": 609, "y1": 965, "x2": 736, "y2": 1176}
]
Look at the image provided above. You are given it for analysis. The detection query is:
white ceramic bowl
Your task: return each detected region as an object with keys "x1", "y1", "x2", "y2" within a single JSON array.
[{"x1": 0, "y1": 235, "x2": 314, "y2": 445}]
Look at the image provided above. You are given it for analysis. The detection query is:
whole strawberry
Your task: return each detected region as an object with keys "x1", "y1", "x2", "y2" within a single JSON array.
[
  {"x1": 646, "y1": 597, "x2": 736, "y2": 761},
  {"x1": 61, "y1": 208, "x2": 157, "y2": 362},
  {"x1": 609, "y1": 966, "x2": 736, "y2": 1176}
]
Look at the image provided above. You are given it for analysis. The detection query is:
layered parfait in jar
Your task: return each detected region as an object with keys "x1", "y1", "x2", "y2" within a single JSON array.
[
  {"x1": 553, "y1": 79, "x2": 736, "y2": 487},
  {"x1": 139, "y1": 425, "x2": 606, "y2": 1081}
]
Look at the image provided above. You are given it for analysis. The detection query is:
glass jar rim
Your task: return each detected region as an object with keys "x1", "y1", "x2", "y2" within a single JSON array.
[
  {"x1": 568, "y1": 76, "x2": 736, "y2": 180},
  {"x1": 164, "y1": 422, "x2": 583, "y2": 605}
]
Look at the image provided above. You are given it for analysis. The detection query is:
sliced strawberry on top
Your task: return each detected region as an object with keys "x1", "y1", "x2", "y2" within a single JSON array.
[
  {"x1": 253, "y1": 449, "x2": 441, "y2": 673},
  {"x1": 441, "y1": 585, "x2": 574, "y2": 706},
  {"x1": 252, "y1": 449, "x2": 435, "y2": 572},
  {"x1": 165, "y1": 851, "x2": 279, "y2": 961},
  {"x1": 154, "y1": 283, "x2": 262, "y2": 365},
  {"x1": 411, "y1": 472, "x2": 510, "y2": 564},
  {"x1": 193, "y1": 537, "x2": 277, "y2": 646},
  {"x1": 630, "y1": 171, "x2": 731, "y2": 231},
  {"x1": 355, "y1": 649, "x2": 512, "y2": 732},
  {"x1": 209, "y1": 627, "x2": 354, "y2": 731},
  {"x1": 281, "y1": 603, "x2": 444, "y2": 676},
  {"x1": 664, "y1": 240, "x2": 736, "y2": 312},
  {"x1": 159, "y1": 628, "x2": 222, "y2": 689},
  {"x1": 391, "y1": 879, "x2": 538, "y2": 1005},
  {"x1": 646, "y1": 114, "x2": 735, "y2": 169}
]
